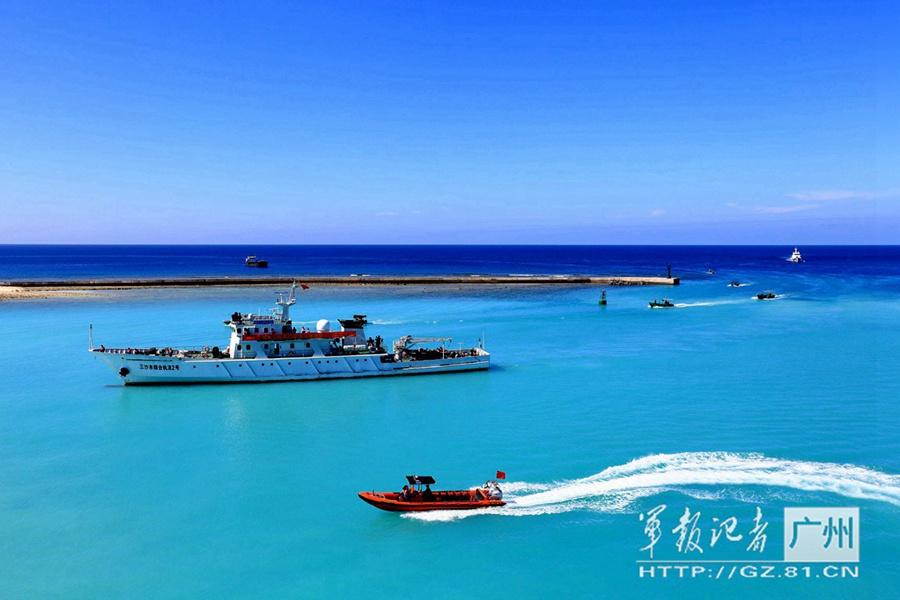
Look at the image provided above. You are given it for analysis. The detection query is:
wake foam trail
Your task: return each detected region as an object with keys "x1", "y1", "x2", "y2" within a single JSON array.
[
  {"x1": 403, "y1": 452, "x2": 900, "y2": 522},
  {"x1": 674, "y1": 299, "x2": 746, "y2": 308}
]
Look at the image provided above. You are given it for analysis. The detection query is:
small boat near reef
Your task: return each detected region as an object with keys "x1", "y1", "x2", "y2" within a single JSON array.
[
  {"x1": 649, "y1": 299, "x2": 675, "y2": 309},
  {"x1": 706, "y1": 268, "x2": 717, "y2": 275},
  {"x1": 789, "y1": 247, "x2": 804, "y2": 263},
  {"x1": 359, "y1": 475, "x2": 506, "y2": 512},
  {"x1": 244, "y1": 255, "x2": 269, "y2": 268},
  {"x1": 728, "y1": 280, "x2": 743, "y2": 288},
  {"x1": 756, "y1": 291, "x2": 777, "y2": 300}
]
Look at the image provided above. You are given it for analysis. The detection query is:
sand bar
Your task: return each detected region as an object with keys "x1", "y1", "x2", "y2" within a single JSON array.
[
  {"x1": 1, "y1": 275, "x2": 679, "y2": 301},
  {"x1": 3, "y1": 274, "x2": 678, "y2": 293}
]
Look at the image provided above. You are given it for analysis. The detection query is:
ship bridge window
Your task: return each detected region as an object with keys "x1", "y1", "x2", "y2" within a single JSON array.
[
  {"x1": 264, "y1": 344, "x2": 269, "y2": 349},
  {"x1": 245, "y1": 344, "x2": 251, "y2": 350},
  {"x1": 263, "y1": 327, "x2": 269, "y2": 333},
  {"x1": 305, "y1": 342, "x2": 311, "y2": 348},
  {"x1": 237, "y1": 328, "x2": 242, "y2": 333},
  {"x1": 289, "y1": 343, "x2": 295, "y2": 349}
]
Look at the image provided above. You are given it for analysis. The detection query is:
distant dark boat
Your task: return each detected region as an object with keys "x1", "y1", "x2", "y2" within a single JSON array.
[
  {"x1": 706, "y1": 268, "x2": 717, "y2": 275},
  {"x1": 728, "y1": 280, "x2": 743, "y2": 288},
  {"x1": 244, "y1": 255, "x2": 269, "y2": 268},
  {"x1": 756, "y1": 291, "x2": 777, "y2": 300},
  {"x1": 649, "y1": 299, "x2": 675, "y2": 309}
]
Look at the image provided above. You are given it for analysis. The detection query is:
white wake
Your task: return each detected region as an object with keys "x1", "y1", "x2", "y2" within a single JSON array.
[
  {"x1": 674, "y1": 299, "x2": 747, "y2": 308},
  {"x1": 402, "y1": 452, "x2": 900, "y2": 522}
]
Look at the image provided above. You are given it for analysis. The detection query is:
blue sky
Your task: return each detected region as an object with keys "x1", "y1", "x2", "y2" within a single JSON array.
[{"x1": 1, "y1": 1, "x2": 898, "y2": 244}]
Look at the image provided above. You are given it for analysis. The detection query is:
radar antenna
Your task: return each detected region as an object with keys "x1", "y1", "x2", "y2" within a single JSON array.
[{"x1": 275, "y1": 281, "x2": 298, "y2": 322}]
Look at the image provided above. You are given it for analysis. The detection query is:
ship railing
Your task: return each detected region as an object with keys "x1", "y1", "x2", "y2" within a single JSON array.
[
  {"x1": 241, "y1": 331, "x2": 356, "y2": 342},
  {"x1": 395, "y1": 347, "x2": 482, "y2": 361},
  {"x1": 92, "y1": 345, "x2": 221, "y2": 358}
]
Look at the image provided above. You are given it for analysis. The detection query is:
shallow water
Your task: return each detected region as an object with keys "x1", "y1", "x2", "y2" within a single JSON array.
[{"x1": 1, "y1": 247, "x2": 898, "y2": 598}]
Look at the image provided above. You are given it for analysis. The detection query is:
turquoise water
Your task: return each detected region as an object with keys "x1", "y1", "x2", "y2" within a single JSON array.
[{"x1": 2, "y1": 267, "x2": 899, "y2": 597}]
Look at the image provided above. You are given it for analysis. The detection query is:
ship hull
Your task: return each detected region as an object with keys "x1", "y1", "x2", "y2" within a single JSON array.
[
  {"x1": 358, "y1": 491, "x2": 504, "y2": 512},
  {"x1": 94, "y1": 351, "x2": 489, "y2": 385}
]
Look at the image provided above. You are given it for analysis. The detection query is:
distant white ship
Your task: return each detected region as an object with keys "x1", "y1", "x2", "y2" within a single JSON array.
[
  {"x1": 90, "y1": 283, "x2": 489, "y2": 385},
  {"x1": 789, "y1": 248, "x2": 804, "y2": 263}
]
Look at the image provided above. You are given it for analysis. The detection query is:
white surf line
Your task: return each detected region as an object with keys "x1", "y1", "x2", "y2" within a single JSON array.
[{"x1": 403, "y1": 452, "x2": 900, "y2": 522}]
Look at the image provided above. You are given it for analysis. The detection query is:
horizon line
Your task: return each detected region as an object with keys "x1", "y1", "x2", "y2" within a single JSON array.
[{"x1": 2, "y1": 243, "x2": 899, "y2": 248}]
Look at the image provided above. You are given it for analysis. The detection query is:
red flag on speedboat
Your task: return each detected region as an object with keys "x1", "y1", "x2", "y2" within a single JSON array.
[
  {"x1": 300, "y1": 284, "x2": 310, "y2": 290},
  {"x1": 496, "y1": 470, "x2": 506, "y2": 480}
]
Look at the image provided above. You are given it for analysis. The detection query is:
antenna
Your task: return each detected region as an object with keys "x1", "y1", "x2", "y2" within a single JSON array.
[
  {"x1": 276, "y1": 281, "x2": 298, "y2": 321},
  {"x1": 88, "y1": 324, "x2": 94, "y2": 351}
]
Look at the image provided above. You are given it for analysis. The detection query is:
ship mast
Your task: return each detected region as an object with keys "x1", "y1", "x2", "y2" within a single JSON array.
[{"x1": 275, "y1": 281, "x2": 298, "y2": 322}]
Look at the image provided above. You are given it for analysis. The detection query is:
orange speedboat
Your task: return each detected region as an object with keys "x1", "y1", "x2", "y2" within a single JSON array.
[{"x1": 359, "y1": 475, "x2": 505, "y2": 512}]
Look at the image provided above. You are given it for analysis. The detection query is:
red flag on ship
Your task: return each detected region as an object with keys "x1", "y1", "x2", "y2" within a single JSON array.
[
  {"x1": 300, "y1": 284, "x2": 310, "y2": 290},
  {"x1": 496, "y1": 470, "x2": 506, "y2": 480}
]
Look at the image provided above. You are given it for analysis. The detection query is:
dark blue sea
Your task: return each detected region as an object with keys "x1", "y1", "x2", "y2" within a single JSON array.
[{"x1": 2, "y1": 244, "x2": 900, "y2": 282}]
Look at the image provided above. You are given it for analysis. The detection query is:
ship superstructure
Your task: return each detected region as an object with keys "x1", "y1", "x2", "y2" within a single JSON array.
[{"x1": 90, "y1": 283, "x2": 489, "y2": 385}]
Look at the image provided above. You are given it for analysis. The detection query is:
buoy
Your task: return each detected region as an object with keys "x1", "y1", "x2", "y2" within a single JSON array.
[{"x1": 599, "y1": 290, "x2": 607, "y2": 306}]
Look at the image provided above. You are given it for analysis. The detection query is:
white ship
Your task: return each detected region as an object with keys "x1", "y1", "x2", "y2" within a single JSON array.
[
  {"x1": 789, "y1": 247, "x2": 804, "y2": 263},
  {"x1": 90, "y1": 283, "x2": 489, "y2": 385}
]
